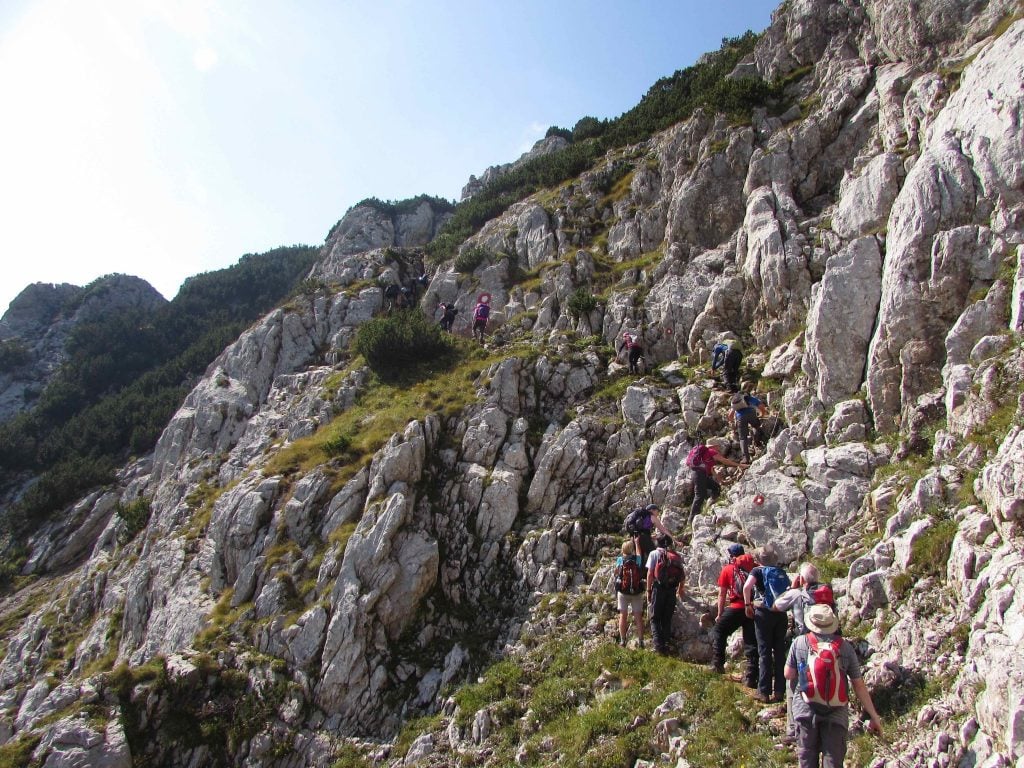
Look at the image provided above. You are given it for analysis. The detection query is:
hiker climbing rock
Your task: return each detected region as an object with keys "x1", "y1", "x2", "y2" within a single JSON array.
[
  {"x1": 773, "y1": 562, "x2": 838, "y2": 745},
  {"x1": 438, "y1": 302, "x2": 458, "y2": 333},
  {"x1": 728, "y1": 391, "x2": 768, "y2": 463},
  {"x1": 742, "y1": 547, "x2": 791, "y2": 703},
  {"x1": 646, "y1": 534, "x2": 685, "y2": 655},
  {"x1": 614, "y1": 540, "x2": 646, "y2": 648},
  {"x1": 685, "y1": 440, "x2": 746, "y2": 520},
  {"x1": 710, "y1": 340, "x2": 729, "y2": 377},
  {"x1": 709, "y1": 543, "x2": 759, "y2": 687},
  {"x1": 624, "y1": 503, "x2": 673, "y2": 564},
  {"x1": 620, "y1": 331, "x2": 644, "y2": 374},
  {"x1": 785, "y1": 605, "x2": 883, "y2": 767},
  {"x1": 472, "y1": 294, "x2": 491, "y2": 344},
  {"x1": 722, "y1": 340, "x2": 743, "y2": 392}
]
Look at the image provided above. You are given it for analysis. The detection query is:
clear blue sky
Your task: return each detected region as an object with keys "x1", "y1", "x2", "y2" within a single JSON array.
[{"x1": 0, "y1": 1, "x2": 774, "y2": 315}]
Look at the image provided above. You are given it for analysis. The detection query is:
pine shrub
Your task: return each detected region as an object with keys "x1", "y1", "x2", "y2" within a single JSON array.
[{"x1": 353, "y1": 311, "x2": 456, "y2": 381}]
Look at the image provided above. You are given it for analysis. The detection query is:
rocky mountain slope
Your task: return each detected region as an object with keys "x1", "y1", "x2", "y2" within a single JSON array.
[
  {"x1": 0, "y1": 0, "x2": 1022, "y2": 766},
  {"x1": 0, "y1": 276, "x2": 166, "y2": 423}
]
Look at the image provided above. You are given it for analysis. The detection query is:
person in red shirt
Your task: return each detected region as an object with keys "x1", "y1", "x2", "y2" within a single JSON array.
[
  {"x1": 709, "y1": 543, "x2": 759, "y2": 687},
  {"x1": 688, "y1": 440, "x2": 746, "y2": 520}
]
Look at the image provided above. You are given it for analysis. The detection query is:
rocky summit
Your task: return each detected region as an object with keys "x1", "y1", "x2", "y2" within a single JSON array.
[{"x1": 0, "y1": 1, "x2": 1022, "y2": 766}]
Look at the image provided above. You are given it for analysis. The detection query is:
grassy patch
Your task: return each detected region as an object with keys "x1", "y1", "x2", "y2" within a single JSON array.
[
  {"x1": 447, "y1": 637, "x2": 789, "y2": 768},
  {"x1": 264, "y1": 344, "x2": 530, "y2": 482}
]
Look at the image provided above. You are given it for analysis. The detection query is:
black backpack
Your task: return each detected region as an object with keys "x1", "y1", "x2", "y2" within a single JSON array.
[{"x1": 623, "y1": 507, "x2": 651, "y2": 536}]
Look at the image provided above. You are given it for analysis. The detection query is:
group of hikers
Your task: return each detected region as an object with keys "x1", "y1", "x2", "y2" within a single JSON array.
[
  {"x1": 381, "y1": 269, "x2": 493, "y2": 345},
  {"x1": 607, "y1": 335, "x2": 882, "y2": 766},
  {"x1": 614, "y1": 512, "x2": 883, "y2": 766}
]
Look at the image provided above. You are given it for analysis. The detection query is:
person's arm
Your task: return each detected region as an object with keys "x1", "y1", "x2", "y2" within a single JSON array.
[
  {"x1": 851, "y1": 678, "x2": 883, "y2": 735},
  {"x1": 714, "y1": 453, "x2": 747, "y2": 468},
  {"x1": 716, "y1": 584, "x2": 727, "y2": 619},
  {"x1": 772, "y1": 588, "x2": 799, "y2": 612},
  {"x1": 743, "y1": 573, "x2": 756, "y2": 617},
  {"x1": 652, "y1": 513, "x2": 671, "y2": 537}
]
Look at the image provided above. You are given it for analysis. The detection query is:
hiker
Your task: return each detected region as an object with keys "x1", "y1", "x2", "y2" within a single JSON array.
[
  {"x1": 472, "y1": 298, "x2": 490, "y2": 344},
  {"x1": 784, "y1": 604, "x2": 883, "y2": 768},
  {"x1": 709, "y1": 543, "x2": 759, "y2": 687},
  {"x1": 722, "y1": 340, "x2": 743, "y2": 392},
  {"x1": 686, "y1": 440, "x2": 747, "y2": 520},
  {"x1": 646, "y1": 534, "x2": 685, "y2": 655},
  {"x1": 624, "y1": 503, "x2": 673, "y2": 564},
  {"x1": 728, "y1": 391, "x2": 768, "y2": 463},
  {"x1": 710, "y1": 340, "x2": 729, "y2": 375},
  {"x1": 742, "y1": 547, "x2": 791, "y2": 703},
  {"x1": 621, "y1": 331, "x2": 644, "y2": 374},
  {"x1": 614, "y1": 540, "x2": 646, "y2": 648},
  {"x1": 773, "y1": 562, "x2": 836, "y2": 638},
  {"x1": 772, "y1": 562, "x2": 836, "y2": 746},
  {"x1": 383, "y1": 283, "x2": 401, "y2": 313},
  {"x1": 438, "y1": 302, "x2": 459, "y2": 332}
]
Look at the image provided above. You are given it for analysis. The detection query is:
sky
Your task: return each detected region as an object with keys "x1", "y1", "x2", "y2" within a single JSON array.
[{"x1": 0, "y1": 0, "x2": 775, "y2": 316}]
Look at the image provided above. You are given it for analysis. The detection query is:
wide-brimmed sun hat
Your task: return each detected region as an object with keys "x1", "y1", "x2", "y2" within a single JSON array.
[{"x1": 804, "y1": 603, "x2": 839, "y2": 634}]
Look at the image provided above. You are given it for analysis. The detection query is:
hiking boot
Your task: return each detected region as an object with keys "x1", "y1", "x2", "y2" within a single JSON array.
[
  {"x1": 708, "y1": 664, "x2": 725, "y2": 674},
  {"x1": 753, "y1": 692, "x2": 771, "y2": 703},
  {"x1": 615, "y1": 637, "x2": 623, "y2": 646},
  {"x1": 638, "y1": 639, "x2": 645, "y2": 649},
  {"x1": 770, "y1": 693, "x2": 784, "y2": 703}
]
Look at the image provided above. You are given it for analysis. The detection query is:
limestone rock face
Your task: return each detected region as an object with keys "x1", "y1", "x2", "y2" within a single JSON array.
[
  {"x1": 5, "y1": 5, "x2": 1024, "y2": 768},
  {"x1": 461, "y1": 135, "x2": 569, "y2": 200}
]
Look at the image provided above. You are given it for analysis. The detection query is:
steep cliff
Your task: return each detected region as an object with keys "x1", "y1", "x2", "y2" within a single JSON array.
[{"x1": 0, "y1": 1, "x2": 1022, "y2": 767}]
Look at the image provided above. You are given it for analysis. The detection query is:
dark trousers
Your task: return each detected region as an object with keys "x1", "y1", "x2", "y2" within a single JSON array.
[
  {"x1": 649, "y1": 585, "x2": 676, "y2": 653},
  {"x1": 711, "y1": 606, "x2": 758, "y2": 684},
  {"x1": 737, "y1": 410, "x2": 762, "y2": 462},
  {"x1": 723, "y1": 361, "x2": 741, "y2": 392},
  {"x1": 628, "y1": 346, "x2": 643, "y2": 373},
  {"x1": 635, "y1": 531, "x2": 655, "y2": 564},
  {"x1": 689, "y1": 468, "x2": 721, "y2": 519},
  {"x1": 754, "y1": 608, "x2": 788, "y2": 698}
]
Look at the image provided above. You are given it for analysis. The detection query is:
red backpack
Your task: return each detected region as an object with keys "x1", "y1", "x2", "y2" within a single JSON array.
[
  {"x1": 800, "y1": 634, "x2": 849, "y2": 713},
  {"x1": 685, "y1": 444, "x2": 712, "y2": 470},
  {"x1": 615, "y1": 556, "x2": 645, "y2": 595},
  {"x1": 653, "y1": 549, "x2": 685, "y2": 587}
]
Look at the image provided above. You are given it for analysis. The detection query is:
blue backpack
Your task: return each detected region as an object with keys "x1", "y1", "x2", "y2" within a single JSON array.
[{"x1": 760, "y1": 566, "x2": 792, "y2": 609}]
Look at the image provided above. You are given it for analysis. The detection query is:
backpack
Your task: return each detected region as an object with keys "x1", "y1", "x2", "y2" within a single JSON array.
[
  {"x1": 685, "y1": 444, "x2": 711, "y2": 470},
  {"x1": 384, "y1": 284, "x2": 399, "y2": 299},
  {"x1": 474, "y1": 303, "x2": 490, "y2": 321},
  {"x1": 653, "y1": 548, "x2": 684, "y2": 587},
  {"x1": 759, "y1": 566, "x2": 792, "y2": 609},
  {"x1": 800, "y1": 634, "x2": 849, "y2": 713},
  {"x1": 724, "y1": 347, "x2": 743, "y2": 371},
  {"x1": 615, "y1": 556, "x2": 645, "y2": 595},
  {"x1": 731, "y1": 564, "x2": 750, "y2": 603},
  {"x1": 623, "y1": 507, "x2": 651, "y2": 536},
  {"x1": 808, "y1": 583, "x2": 836, "y2": 610},
  {"x1": 730, "y1": 393, "x2": 749, "y2": 412}
]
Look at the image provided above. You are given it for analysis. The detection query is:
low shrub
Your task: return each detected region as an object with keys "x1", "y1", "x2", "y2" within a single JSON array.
[
  {"x1": 566, "y1": 288, "x2": 599, "y2": 318},
  {"x1": 353, "y1": 311, "x2": 456, "y2": 381}
]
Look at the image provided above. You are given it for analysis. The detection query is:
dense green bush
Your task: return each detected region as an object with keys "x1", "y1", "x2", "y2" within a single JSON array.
[
  {"x1": 0, "y1": 341, "x2": 31, "y2": 374},
  {"x1": 353, "y1": 311, "x2": 456, "y2": 381},
  {"x1": 567, "y1": 288, "x2": 599, "y2": 318},
  {"x1": 453, "y1": 246, "x2": 491, "y2": 274}
]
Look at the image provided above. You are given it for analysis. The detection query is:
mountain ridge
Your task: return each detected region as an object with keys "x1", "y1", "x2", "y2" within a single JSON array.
[{"x1": 0, "y1": 1, "x2": 1022, "y2": 766}]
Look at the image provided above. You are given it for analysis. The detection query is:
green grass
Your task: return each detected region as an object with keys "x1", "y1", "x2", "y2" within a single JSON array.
[
  {"x1": 445, "y1": 637, "x2": 791, "y2": 768},
  {"x1": 263, "y1": 342, "x2": 519, "y2": 482}
]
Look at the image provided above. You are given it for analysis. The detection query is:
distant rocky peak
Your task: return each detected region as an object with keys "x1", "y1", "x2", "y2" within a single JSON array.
[
  {"x1": 323, "y1": 196, "x2": 453, "y2": 259},
  {"x1": 0, "y1": 274, "x2": 166, "y2": 422},
  {"x1": 461, "y1": 134, "x2": 570, "y2": 201}
]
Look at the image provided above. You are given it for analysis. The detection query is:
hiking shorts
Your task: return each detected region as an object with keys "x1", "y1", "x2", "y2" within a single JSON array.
[{"x1": 617, "y1": 592, "x2": 645, "y2": 615}]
